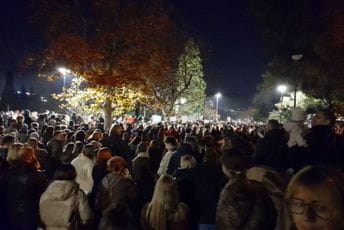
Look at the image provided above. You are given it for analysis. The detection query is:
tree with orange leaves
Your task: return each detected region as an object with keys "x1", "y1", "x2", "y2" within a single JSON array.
[{"x1": 27, "y1": 0, "x2": 188, "y2": 128}]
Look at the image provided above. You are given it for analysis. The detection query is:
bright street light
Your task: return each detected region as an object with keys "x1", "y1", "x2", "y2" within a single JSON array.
[
  {"x1": 215, "y1": 93, "x2": 221, "y2": 122},
  {"x1": 58, "y1": 67, "x2": 71, "y2": 75},
  {"x1": 277, "y1": 85, "x2": 287, "y2": 94},
  {"x1": 57, "y1": 67, "x2": 72, "y2": 88},
  {"x1": 276, "y1": 85, "x2": 287, "y2": 122}
]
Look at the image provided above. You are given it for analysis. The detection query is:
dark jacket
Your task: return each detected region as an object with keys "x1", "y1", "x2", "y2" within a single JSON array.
[
  {"x1": 253, "y1": 129, "x2": 289, "y2": 172},
  {"x1": 191, "y1": 163, "x2": 226, "y2": 225},
  {"x1": 148, "y1": 148, "x2": 163, "y2": 175},
  {"x1": 0, "y1": 164, "x2": 47, "y2": 229},
  {"x1": 95, "y1": 173, "x2": 138, "y2": 215},
  {"x1": 216, "y1": 178, "x2": 277, "y2": 230},
  {"x1": 174, "y1": 168, "x2": 198, "y2": 230},
  {"x1": 305, "y1": 125, "x2": 338, "y2": 167},
  {"x1": 95, "y1": 173, "x2": 138, "y2": 229}
]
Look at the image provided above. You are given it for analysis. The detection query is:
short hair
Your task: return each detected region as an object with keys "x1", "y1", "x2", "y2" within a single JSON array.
[
  {"x1": 164, "y1": 136, "x2": 178, "y2": 147},
  {"x1": 83, "y1": 144, "x2": 95, "y2": 159},
  {"x1": 97, "y1": 147, "x2": 112, "y2": 164},
  {"x1": 17, "y1": 147, "x2": 35, "y2": 165},
  {"x1": 136, "y1": 142, "x2": 149, "y2": 154},
  {"x1": 180, "y1": 155, "x2": 197, "y2": 169},
  {"x1": 75, "y1": 130, "x2": 86, "y2": 142},
  {"x1": 221, "y1": 148, "x2": 251, "y2": 172},
  {"x1": 318, "y1": 109, "x2": 336, "y2": 127},
  {"x1": 107, "y1": 156, "x2": 126, "y2": 173},
  {"x1": 53, "y1": 164, "x2": 77, "y2": 181},
  {"x1": 204, "y1": 147, "x2": 220, "y2": 164},
  {"x1": 53, "y1": 130, "x2": 62, "y2": 137},
  {"x1": 268, "y1": 119, "x2": 280, "y2": 130}
]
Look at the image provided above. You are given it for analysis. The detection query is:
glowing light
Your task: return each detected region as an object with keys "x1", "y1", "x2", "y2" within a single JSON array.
[
  {"x1": 215, "y1": 92, "x2": 221, "y2": 99},
  {"x1": 277, "y1": 85, "x2": 287, "y2": 93},
  {"x1": 57, "y1": 67, "x2": 71, "y2": 75}
]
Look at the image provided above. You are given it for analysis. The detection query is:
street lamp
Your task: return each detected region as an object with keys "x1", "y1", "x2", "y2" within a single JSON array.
[
  {"x1": 291, "y1": 54, "x2": 303, "y2": 107},
  {"x1": 277, "y1": 85, "x2": 287, "y2": 122},
  {"x1": 57, "y1": 67, "x2": 71, "y2": 88},
  {"x1": 215, "y1": 92, "x2": 221, "y2": 122}
]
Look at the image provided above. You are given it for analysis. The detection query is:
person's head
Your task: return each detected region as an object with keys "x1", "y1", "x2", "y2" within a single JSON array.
[
  {"x1": 180, "y1": 155, "x2": 197, "y2": 169},
  {"x1": 16, "y1": 115, "x2": 24, "y2": 124},
  {"x1": 312, "y1": 110, "x2": 336, "y2": 127},
  {"x1": 73, "y1": 141, "x2": 84, "y2": 155},
  {"x1": 17, "y1": 147, "x2": 37, "y2": 166},
  {"x1": 267, "y1": 119, "x2": 280, "y2": 132},
  {"x1": 1, "y1": 134, "x2": 15, "y2": 147},
  {"x1": 164, "y1": 136, "x2": 178, "y2": 151},
  {"x1": 63, "y1": 142, "x2": 74, "y2": 154},
  {"x1": 25, "y1": 137, "x2": 39, "y2": 150},
  {"x1": 149, "y1": 139, "x2": 160, "y2": 149},
  {"x1": 6, "y1": 143, "x2": 23, "y2": 163},
  {"x1": 221, "y1": 148, "x2": 251, "y2": 178},
  {"x1": 53, "y1": 164, "x2": 77, "y2": 181},
  {"x1": 74, "y1": 130, "x2": 86, "y2": 142},
  {"x1": 88, "y1": 129, "x2": 102, "y2": 141},
  {"x1": 286, "y1": 166, "x2": 344, "y2": 230},
  {"x1": 204, "y1": 147, "x2": 220, "y2": 164},
  {"x1": 96, "y1": 147, "x2": 112, "y2": 165},
  {"x1": 107, "y1": 156, "x2": 126, "y2": 173},
  {"x1": 146, "y1": 175, "x2": 184, "y2": 229},
  {"x1": 83, "y1": 144, "x2": 95, "y2": 160},
  {"x1": 151, "y1": 174, "x2": 178, "y2": 207},
  {"x1": 110, "y1": 124, "x2": 123, "y2": 136},
  {"x1": 136, "y1": 142, "x2": 148, "y2": 154},
  {"x1": 53, "y1": 130, "x2": 64, "y2": 141}
]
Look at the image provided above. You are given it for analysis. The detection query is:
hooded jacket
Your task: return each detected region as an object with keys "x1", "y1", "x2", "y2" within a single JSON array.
[{"x1": 40, "y1": 180, "x2": 92, "y2": 230}]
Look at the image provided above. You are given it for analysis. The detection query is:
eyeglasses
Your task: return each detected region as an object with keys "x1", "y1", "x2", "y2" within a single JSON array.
[{"x1": 286, "y1": 198, "x2": 331, "y2": 219}]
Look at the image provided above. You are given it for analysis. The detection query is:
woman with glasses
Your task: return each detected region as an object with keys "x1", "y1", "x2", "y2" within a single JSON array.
[{"x1": 286, "y1": 166, "x2": 344, "y2": 230}]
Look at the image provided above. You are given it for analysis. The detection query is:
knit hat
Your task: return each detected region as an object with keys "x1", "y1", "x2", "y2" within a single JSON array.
[{"x1": 290, "y1": 107, "x2": 305, "y2": 122}]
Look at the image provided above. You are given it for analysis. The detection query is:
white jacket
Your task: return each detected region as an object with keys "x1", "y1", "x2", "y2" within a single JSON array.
[
  {"x1": 71, "y1": 154, "x2": 95, "y2": 195},
  {"x1": 40, "y1": 180, "x2": 92, "y2": 230}
]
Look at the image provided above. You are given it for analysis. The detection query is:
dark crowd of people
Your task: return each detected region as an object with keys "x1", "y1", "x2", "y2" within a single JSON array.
[{"x1": 0, "y1": 108, "x2": 344, "y2": 230}]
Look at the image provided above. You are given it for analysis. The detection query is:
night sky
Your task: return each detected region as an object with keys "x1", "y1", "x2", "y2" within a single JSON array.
[{"x1": 0, "y1": 0, "x2": 268, "y2": 109}]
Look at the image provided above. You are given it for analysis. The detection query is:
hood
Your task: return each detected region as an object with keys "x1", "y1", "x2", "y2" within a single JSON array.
[{"x1": 45, "y1": 180, "x2": 79, "y2": 200}]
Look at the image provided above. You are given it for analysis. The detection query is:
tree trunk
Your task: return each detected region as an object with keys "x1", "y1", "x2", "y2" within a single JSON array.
[{"x1": 103, "y1": 97, "x2": 112, "y2": 131}]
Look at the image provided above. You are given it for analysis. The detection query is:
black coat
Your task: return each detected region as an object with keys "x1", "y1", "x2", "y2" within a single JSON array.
[
  {"x1": 253, "y1": 129, "x2": 289, "y2": 172},
  {"x1": 305, "y1": 125, "x2": 338, "y2": 167},
  {"x1": 191, "y1": 163, "x2": 226, "y2": 225},
  {"x1": 0, "y1": 164, "x2": 47, "y2": 229}
]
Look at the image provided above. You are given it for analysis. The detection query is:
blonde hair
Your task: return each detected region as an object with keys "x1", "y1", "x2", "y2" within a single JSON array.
[
  {"x1": 180, "y1": 155, "x2": 197, "y2": 169},
  {"x1": 6, "y1": 143, "x2": 23, "y2": 163},
  {"x1": 145, "y1": 175, "x2": 185, "y2": 230}
]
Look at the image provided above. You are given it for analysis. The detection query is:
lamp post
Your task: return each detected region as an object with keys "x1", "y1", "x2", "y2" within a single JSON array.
[
  {"x1": 57, "y1": 67, "x2": 71, "y2": 88},
  {"x1": 291, "y1": 54, "x2": 303, "y2": 107},
  {"x1": 215, "y1": 93, "x2": 221, "y2": 122},
  {"x1": 277, "y1": 85, "x2": 287, "y2": 122}
]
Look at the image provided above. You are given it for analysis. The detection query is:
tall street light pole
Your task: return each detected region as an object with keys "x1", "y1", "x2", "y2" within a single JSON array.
[
  {"x1": 291, "y1": 54, "x2": 303, "y2": 108},
  {"x1": 215, "y1": 93, "x2": 221, "y2": 122}
]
